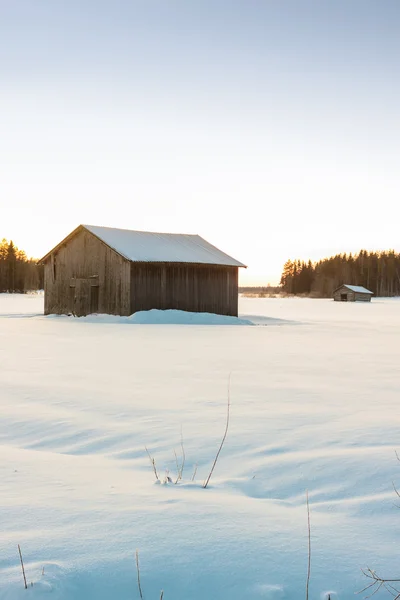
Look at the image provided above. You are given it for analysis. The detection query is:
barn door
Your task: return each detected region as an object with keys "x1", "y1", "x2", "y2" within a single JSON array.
[
  {"x1": 70, "y1": 277, "x2": 99, "y2": 316},
  {"x1": 75, "y1": 279, "x2": 91, "y2": 317}
]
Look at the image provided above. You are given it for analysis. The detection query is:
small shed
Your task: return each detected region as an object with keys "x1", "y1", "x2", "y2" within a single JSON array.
[
  {"x1": 333, "y1": 284, "x2": 373, "y2": 302},
  {"x1": 40, "y1": 224, "x2": 246, "y2": 317}
]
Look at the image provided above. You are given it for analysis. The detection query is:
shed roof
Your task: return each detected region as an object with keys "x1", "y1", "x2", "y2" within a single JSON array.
[
  {"x1": 41, "y1": 225, "x2": 246, "y2": 267},
  {"x1": 336, "y1": 284, "x2": 374, "y2": 295}
]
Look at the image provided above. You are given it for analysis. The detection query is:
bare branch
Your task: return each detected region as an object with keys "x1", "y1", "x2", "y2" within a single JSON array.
[
  {"x1": 366, "y1": 581, "x2": 384, "y2": 599},
  {"x1": 383, "y1": 583, "x2": 398, "y2": 597},
  {"x1": 359, "y1": 567, "x2": 400, "y2": 599},
  {"x1": 358, "y1": 580, "x2": 380, "y2": 595},
  {"x1": 386, "y1": 582, "x2": 400, "y2": 595},
  {"x1": 203, "y1": 374, "x2": 231, "y2": 489}
]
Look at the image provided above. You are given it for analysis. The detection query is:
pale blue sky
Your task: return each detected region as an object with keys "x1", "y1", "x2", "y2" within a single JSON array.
[{"x1": 1, "y1": 1, "x2": 400, "y2": 283}]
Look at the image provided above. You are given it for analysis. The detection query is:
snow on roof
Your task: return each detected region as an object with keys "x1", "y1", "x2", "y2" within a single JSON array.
[
  {"x1": 83, "y1": 225, "x2": 246, "y2": 267},
  {"x1": 341, "y1": 284, "x2": 374, "y2": 294}
]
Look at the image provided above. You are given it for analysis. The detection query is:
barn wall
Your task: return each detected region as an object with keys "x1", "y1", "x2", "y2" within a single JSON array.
[
  {"x1": 131, "y1": 263, "x2": 239, "y2": 316},
  {"x1": 43, "y1": 229, "x2": 131, "y2": 315},
  {"x1": 354, "y1": 292, "x2": 372, "y2": 302}
]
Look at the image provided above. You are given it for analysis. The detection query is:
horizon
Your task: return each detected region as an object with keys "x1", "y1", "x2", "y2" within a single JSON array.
[
  {"x1": 2, "y1": 229, "x2": 399, "y2": 287},
  {"x1": 2, "y1": 1, "x2": 400, "y2": 285}
]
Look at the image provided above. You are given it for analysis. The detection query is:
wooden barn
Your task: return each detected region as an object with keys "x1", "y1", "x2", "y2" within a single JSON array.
[
  {"x1": 40, "y1": 224, "x2": 246, "y2": 317},
  {"x1": 333, "y1": 284, "x2": 373, "y2": 302}
]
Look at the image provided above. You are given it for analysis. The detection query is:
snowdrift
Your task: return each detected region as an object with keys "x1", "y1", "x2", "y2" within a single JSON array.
[
  {"x1": 46, "y1": 308, "x2": 294, "y2": 326},
  {"x1": 51, "y1": 308, "x2": 255, "y2": 325}
]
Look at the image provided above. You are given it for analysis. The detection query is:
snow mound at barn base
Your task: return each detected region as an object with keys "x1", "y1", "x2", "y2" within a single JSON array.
[
  {"x1": 57, "y1": 309, "x2": 255, "y2": 325},
  {"x1": 130, "y1": 309, "x2": 254, "y2": 325}
]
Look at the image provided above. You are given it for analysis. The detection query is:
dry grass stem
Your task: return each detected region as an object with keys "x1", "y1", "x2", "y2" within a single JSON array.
[
  {"x1": 145, "y1": 446, "x2": 159, "y2": 481},
  {"x1": 174, "y1": 449, "x2": 180, "y2": 484},
  {"x1": 179, "y1": 427, "x2": 186, "y2": 480},
  {"x1": 18, "y1": 544, "x2": 28, "y2": 590},
  {"x1": 191, "y1": 463, "x2": 198, "y2": 481},
  {"x1": 203, "y1": 374, "x2": 231, "y2": 489},
  {"x1": 174, "y1": 428, "x2": 186, "y2": 484},
  {"x1": 306, "y1": 491, "x2": 311, "y2": 600},
  {"x1": 135, "y1": 549, "x2": 143, "y2": 600}
]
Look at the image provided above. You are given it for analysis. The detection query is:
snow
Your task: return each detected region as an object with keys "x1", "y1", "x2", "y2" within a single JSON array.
[
  {"x1": 48, "y1": 308, "x2": 254, "y2": 326},
  {"x1": 78, "y1": 225, "x2": 246, "y2": 267},
  {"x1": 1, "y1": 294, "x2": 400, "y2": 600}
]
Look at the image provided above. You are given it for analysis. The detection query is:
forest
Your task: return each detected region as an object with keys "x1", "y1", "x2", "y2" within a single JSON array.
[
  {"x1": 280, "y1": 250, "x2": 400, "y2": 297},
  {"x1": 0, "y1": 239, "x2": 43, "y2": 293},
  {"x1": 2, "y1": 238, "x2": 400, "y2": 299}
]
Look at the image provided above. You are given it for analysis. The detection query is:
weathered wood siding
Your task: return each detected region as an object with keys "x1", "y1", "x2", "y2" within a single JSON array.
[
  {"x1": 333, "y1": 287, "x2": 355, "y2": 302},
  {"x1": 131, "y1": 263, "x2": 239, "y2": 316},
  {"x1": 43, "y1": 229, "x2": 131, "y2": 315},
  {"x1": 333, "y1": 286, "x2": 372, "y2": 302},
  {"x1": 354, "y1": 292, "x2": 372, "y2": 302}
]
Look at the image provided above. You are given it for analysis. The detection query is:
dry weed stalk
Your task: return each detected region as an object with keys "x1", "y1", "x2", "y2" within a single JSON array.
[
  {"x1": 179, "y1": 427, "x2": 185, "y2": 480},
  {"x1": 135, "y1": 549, "x2": 143, "y2": 599},
  {"x1": 18, "y1": 544, "x2": 28, "y2": 590},
  {"x1": 135, "y1": 549, "x2": 165, "y2": 599},
  {"x1": 174, "y1": 428, "x2": 186, "y2": 484},
  {"x1": 356, "y1": 450, "x2": 400, "y2": 599},
  {"x1": 203, "y1": 375, "x2": 231, "y2": 489},
  {"x1": 358, "y1": 568, "x2": 400, "y2": 599},
  {"x1": 306, "y1": 491, "x2": 311, "y2": 600},
  {"x1": 145, "y1": 446, "x2": 159, "y2": 481},
  {"x1": 174, "y1": 449, "x2": 180, "y2": 483}
]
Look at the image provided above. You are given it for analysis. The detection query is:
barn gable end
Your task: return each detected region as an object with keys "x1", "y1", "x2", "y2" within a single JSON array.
[{"x1": 42, "y1": 227, "x2": 131, "y2": 316}]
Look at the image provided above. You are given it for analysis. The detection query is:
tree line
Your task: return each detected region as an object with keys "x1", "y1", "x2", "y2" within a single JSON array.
[
  {"x1": 280, "y1": 250, "x2": 400, "y2": 297},
  {"x1": 0, "y1": 239, "x2": 44, "y2": 293}
]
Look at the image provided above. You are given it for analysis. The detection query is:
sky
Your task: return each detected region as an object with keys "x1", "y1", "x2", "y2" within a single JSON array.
[{"x1": 1, "y1": 1, "x2": 400, "y2": 285}]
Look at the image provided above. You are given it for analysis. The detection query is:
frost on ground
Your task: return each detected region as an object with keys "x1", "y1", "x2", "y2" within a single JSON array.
[{"x1": 1, "y1": 294, "x2": 400, "y2": 600}]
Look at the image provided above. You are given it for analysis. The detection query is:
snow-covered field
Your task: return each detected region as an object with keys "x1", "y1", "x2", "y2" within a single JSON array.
[{"x1": 1, "y1": 294, "x2": 400, "y2": 600}]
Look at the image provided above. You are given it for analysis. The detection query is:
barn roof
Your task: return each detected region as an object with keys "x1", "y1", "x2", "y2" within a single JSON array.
[
  {"x1": 336, "y1": 284, "x2": 374, "y2": 294},
  {"x1": 41, "y1": 225, "x2": 246, "y2": 267}
]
